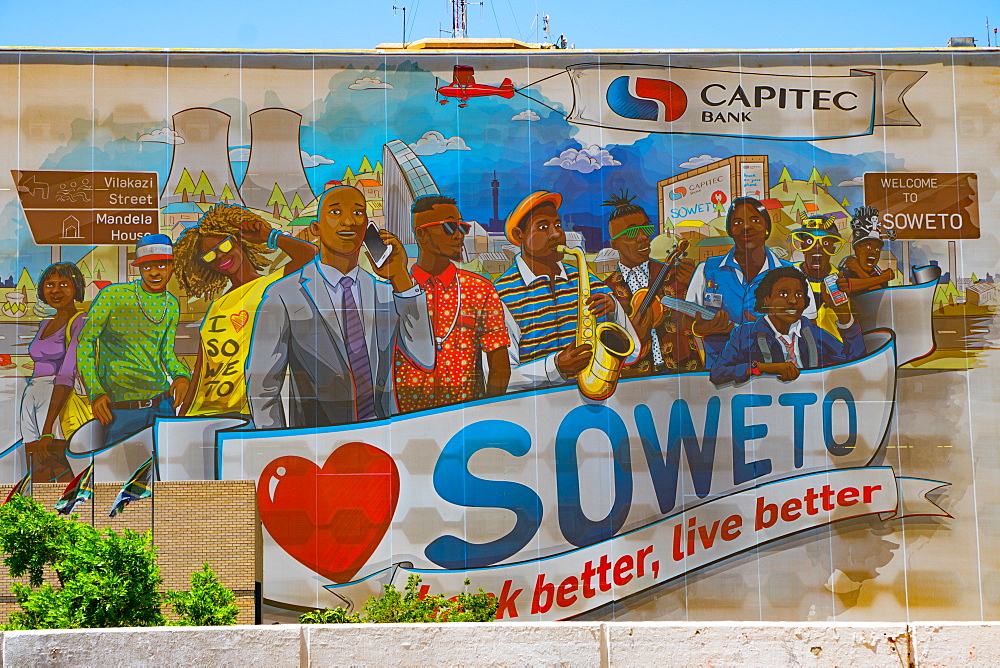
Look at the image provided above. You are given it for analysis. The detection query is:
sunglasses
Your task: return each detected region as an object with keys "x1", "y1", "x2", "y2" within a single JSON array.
[
  {"x1": 611, "y1": 224, "x2": 656, "y2": 240},
  {"x1": 200, "y1": 236, "x2": 235, "y2": 264},
  {"x1": 420, "y1": 220, "x2": 471, "y2": 235},
  {"x1": 790, "y1": 231, "x2": 845, "y2": 255}
]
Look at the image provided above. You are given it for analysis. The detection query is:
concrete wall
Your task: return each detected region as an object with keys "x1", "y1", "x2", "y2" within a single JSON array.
[
  {"x1": 0, "y1": 481, "x2": 260, "y2": 626},
  {"x1": 2, "y1": 622, "x2": 999, "y2": 666}
]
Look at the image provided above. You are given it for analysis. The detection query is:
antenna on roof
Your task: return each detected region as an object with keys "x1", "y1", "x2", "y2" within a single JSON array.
[{"x1": 393, "y1": 5, "x2": 407, "y2": 45}]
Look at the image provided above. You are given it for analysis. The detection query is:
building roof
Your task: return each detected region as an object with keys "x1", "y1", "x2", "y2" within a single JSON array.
[
  {"x1": 594, "y1": 248, "x2": 620, "y2": 261},
  {"x1": 357, "y1": 179, "x2": 382, "y2": 187},
  {"x1": 290, "y1": 215, "x2": 316, "y2": 227},
  {"x1": 761, "y1": 198, "x2": 784, "y2": 210},
  {"x1": 804, "y1": 202, "x2": 819, "y2": 212},
  {"x1": 696, "y1": 236, "x2": 735, "y2": 247},
  {"x1": 162, "y1": 202, "x2": 203, "y2": 214},
  {"x1": 479, "y1": 252, "x2": 510, "y2": 261},
  {"x1": 967, "y1": 283, "x2": 995, "y2": 295}
]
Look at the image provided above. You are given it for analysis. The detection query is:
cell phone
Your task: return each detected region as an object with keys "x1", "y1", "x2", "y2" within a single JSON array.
[
  {"x1": 823, "y1": 272, "x2": 849, "y2": 305},
  {"x1": 363, "y1": 223, "x2": 392, "y2": 268}
]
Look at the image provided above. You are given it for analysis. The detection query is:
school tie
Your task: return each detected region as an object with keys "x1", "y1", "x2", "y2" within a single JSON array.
[{"x1": 339, "y1": 276, "x2": 377, "y2": 420}]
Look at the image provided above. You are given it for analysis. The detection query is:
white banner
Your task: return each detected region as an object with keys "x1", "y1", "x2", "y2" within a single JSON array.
[
  {"x1": 324, "y1": 467, "x2": 948, "y2": 620},
  {"x1": 566, "y1": 64, "x2": 925, "y2": 140},
  {"x1": 216, "y1": 331, "x2": 899, "y2": 610}
]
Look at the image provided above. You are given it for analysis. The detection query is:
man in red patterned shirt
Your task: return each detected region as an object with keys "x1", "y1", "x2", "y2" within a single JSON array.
[{"x1": 394, "y1": 195, "x2": 511, "y2": 413}]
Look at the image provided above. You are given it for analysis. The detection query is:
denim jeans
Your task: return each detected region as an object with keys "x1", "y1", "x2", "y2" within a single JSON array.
[{"x1": 103, "y1": 394, "x2": 175, "y2": 447}]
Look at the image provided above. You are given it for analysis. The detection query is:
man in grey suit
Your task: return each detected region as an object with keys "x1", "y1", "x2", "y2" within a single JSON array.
[{"x1": 246, "y1": 185, "x2": 434, "y2": 429}]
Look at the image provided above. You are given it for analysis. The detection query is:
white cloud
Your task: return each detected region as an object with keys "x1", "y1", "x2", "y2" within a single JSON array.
[
  {"x1": 511, "y1": 109, "x2": 540, "y2": 122},
  {"x1": 679, "y1": 154, "x2": 722, "y2": 169},
  {"x1": 543, "y1": 145, "x2": 620, "y2": 174},
  {"x1": 138, "y1": 127, "x2": 184, "y2": 145},
  {"x1": 301, "y1": 150, "x2": 334, "y2": 168},
  {"x1": 838, "y1": 176, "x2": 865, "y2": 187},
  {"x1": 228, "y1": 147, "x2": 251, "y2": 162},
  {"x1": 349, "y1": 76, "x2": 393, "y2": 90},
  {"x1": 409, "y1": 130, "x2": 471, "y2": 156}
]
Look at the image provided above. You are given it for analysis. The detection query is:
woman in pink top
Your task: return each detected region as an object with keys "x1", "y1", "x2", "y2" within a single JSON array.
[{"x1": 20, "y1": 262, "x2": 86, "y2": 482}]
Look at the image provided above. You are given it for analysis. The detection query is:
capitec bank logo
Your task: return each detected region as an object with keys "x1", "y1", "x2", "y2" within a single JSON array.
[
  {"x1": 606, "y1": 76, "x2": 687, "y2": 123},
  {"x1": 668, "y1": 186, "x2": 687, "y2": 201}
]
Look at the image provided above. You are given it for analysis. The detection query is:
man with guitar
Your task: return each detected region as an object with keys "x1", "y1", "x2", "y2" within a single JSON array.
[{"x1": 603, "y1": 191, "x2": 703, "y2": 376}]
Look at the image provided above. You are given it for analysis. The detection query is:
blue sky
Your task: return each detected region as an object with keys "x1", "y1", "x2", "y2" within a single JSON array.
[{"x1": 2, "y1": 0, "x2": 999, "y2": 50}]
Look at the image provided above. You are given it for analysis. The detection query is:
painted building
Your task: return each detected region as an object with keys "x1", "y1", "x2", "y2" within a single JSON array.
[{"x1": 0, "y1": 45, "x2": 996, "y2": 627}]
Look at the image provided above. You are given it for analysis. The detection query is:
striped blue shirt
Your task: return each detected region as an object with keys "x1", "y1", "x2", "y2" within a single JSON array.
[{"x1": 494, "y1": 257, "x2": 616, "y2": 363}]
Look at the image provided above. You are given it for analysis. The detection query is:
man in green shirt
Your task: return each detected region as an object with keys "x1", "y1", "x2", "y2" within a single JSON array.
[{"x1": 77, "y1": 234, "x2": 190, "y2": 446}]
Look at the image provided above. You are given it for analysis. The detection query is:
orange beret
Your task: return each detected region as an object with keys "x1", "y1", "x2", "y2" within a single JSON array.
[{"x1": 505, "y1": 191, "x2": 562, "y2": 246}]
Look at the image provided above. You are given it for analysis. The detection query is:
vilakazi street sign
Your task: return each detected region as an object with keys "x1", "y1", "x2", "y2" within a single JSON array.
[{"x1": 13, "y1": 170, "x2": 159, "y2": 245}]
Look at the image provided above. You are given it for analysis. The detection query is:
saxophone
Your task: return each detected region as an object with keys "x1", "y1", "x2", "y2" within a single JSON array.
[{"x1": 558, "y1": 245, "x2": 636, "y2": 401}]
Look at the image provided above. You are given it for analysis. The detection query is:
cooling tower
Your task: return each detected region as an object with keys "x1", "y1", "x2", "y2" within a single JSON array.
[
  {"x1": 239, "y1": 108, "x2": 314, "y2": 212},
  {"x1": 382, "y1": 140, "x2": 441, "y2": 245},
  {"x1": 161, "y1": 107, "x2": 243, "y2": 206}
]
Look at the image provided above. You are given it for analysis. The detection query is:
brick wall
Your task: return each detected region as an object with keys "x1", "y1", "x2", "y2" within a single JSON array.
[{"x1": 0, "y1": 480, "x2": 259, "y2": 626}]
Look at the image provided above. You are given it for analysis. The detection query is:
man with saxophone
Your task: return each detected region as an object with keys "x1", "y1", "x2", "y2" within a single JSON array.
[{"x1": 494, "y1": 191, "x2": 639, "y2": 392}]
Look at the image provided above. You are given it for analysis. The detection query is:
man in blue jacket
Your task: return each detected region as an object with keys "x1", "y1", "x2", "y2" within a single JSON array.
[{"x1": 710, "y1": 266, "x2": 866, "y2": 386}]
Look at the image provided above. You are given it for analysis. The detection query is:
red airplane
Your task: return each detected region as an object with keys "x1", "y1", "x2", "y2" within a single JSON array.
[{"x1": 436, "y1": 65, "x2": 515, "y2": 108}]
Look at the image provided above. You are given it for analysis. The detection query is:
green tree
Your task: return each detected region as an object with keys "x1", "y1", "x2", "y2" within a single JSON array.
[
  {"x1": 174, "y1": 168, "x2": 196, "y2": 203},
  {"x1": 841, "y1": 196, "x2": 851, "y2": 208},
  {"x1": 0, "y1": 496, "x2": 240, "y2": 630},
  {"x1": 790, "y1": 193, "x2": 808, "y2": 216},
  {"x1": 358, "y1": 156, "x2": 373, "y2": 174},
  {"x1": 290, "y1": 192, "x2": 305, "y2": 216},
  {"x1": 807, "y1": 167, "x2": 822, "y2": 184},
  {"x1": 342, "y1": 166, "x2": 355, "y2": 185},
  {"x1": 373, "y1": 161, "x2": 383, "y2": 181},
  {"x1": 267, "y1": 183, "x2": 288, "y2": 218},
  {"x1": 0, "y1": 495, "x2": 164, "y2": 629},
  {"x1": 300, "y1": 574, "x2": 497, "y2": 624},
  {"x1": 220, "y1": 183, "x2": 235, "y2": 204},
  {"x1": 777, "y1": 166, "x2": 793, "y2": 183},
  {"x1": 166, "y1": 563, "x2": 239, "y2": 626},
  {"x1": 193, "y1": 171, "x2": 216, "y2": 204}
]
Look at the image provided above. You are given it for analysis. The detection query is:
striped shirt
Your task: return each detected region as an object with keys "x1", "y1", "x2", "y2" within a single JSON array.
[{"x1": 494, "y1": 257, "x2": 616, "y2": 364}]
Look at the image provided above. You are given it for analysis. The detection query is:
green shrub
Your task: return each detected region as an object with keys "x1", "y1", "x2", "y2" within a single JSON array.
[
  {"x1": 166, "y1": 563, "x2": 240, "y2": 626},
  {"x1": 300, "y1": 574, "x2": 498, "y2": 624}
]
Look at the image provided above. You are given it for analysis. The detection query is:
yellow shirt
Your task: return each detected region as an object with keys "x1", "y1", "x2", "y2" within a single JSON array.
[
  {"x1": 796, "y1": 262, "x2": 843, "y2": 342},
  {"x1": 187, "y1": 272, "x2": 282, "y2": 417}
]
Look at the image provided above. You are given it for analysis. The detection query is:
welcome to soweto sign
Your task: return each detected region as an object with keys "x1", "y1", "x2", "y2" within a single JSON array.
[
  {"x1": 12, "y1": 170, "x2": 159, "y2": 245},
  {"x1": 864, "y1": 172, "x2": 979, "y2": 240}
]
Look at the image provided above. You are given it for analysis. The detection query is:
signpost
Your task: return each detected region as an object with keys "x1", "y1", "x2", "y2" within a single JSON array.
[
  {"x1": 12, "y1": 170, "x2": 160, "y2": 246},
  {"x1": 864, "y1": 172, "x2": 979, "y2": 240},
  {"x1": 864, "y1": 172, "x2": 979, "y2": 285}
]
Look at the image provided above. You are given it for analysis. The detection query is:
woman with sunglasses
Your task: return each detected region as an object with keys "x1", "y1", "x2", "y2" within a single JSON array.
[{"x1": 172, "y1": 204, "x2": 317, "y2": 417}]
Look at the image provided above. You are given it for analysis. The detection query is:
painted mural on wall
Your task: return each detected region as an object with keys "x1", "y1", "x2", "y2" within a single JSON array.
[{"x1": 0, "y1": 49, "x2": 996, "y2": 622}]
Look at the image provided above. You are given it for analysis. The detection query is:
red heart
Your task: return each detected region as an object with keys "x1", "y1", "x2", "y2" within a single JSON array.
[{"x1": 257, "y1": 442, "x2": 400, "y2": 583}]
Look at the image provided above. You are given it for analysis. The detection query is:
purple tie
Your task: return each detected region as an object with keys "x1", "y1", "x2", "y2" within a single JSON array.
[{"x1": 339, "y1": 276, "x2": 377, "y2": 420}]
